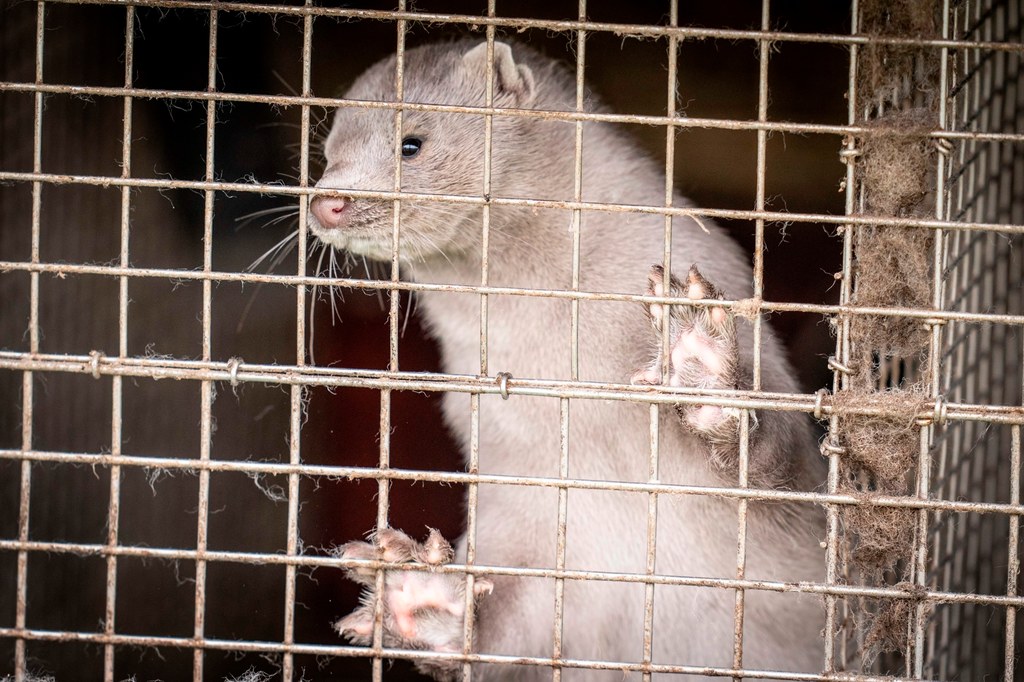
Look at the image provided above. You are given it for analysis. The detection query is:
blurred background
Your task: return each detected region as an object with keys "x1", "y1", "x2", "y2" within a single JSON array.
[{"x1": 0, "y1": 1, "x2": 851, "y2": 678}]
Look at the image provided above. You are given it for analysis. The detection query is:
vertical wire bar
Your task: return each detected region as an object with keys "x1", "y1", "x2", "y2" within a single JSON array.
[
  {"x1": 971, "y1": 10, "x2": 998, "y2": 670},
  {"x1": 478, "y1": 13, "x2": 495, "y2": 379},
  {"x1": 657, "y1": 2, "x2": 676, "y2": 381},
  {"x1": 1005, "y1": 425, "x2": 1021, "y2": 682},
  {"x1": 958, "y1": 20, "x2": 983, "y2": 678},
  {"x1": 730, "y1": 3, "x2": 772, "y2": 676},
  {"x1": 750, "y1": 0, "x2": 770, "y2": 382},
  {"x1": 556, "y1": 4, "x2": 588, "y2": 676},
  {"x1": 103, "y1": 7, "x2": 135, "y2": 680},
  {"x1": 387, "y1": 10, "x2": 407, "y2": 378},
  {"x1": 822, "y1": 0, "x2": 859, "y2": 672},
  {"x1": 461, "y1": 13, "x2": 498, "y2": 679},
  {"x1": 950, "y1": 5, "x2": 970, "y2": 670},
  {"x1": 15, "y1": 4, "x2": 46, "y2": 679},
  {"x1": 730, "y1": 413, "x2": 752, "y2": 682},
  {"x1": 933, "y1": 9, "x2": 966, "y2": 653},
  {"x1": 642, "y1": 397, "x2": 659, "y2": 682},
  {"x1": 193, "y1": 8, "x2": 219, "y2": 680},
  {"x1": 1011, "y1": 16, "x2": 1024, "y2": 679},
  {"x1": 644, "y1": 3, "x2": 678, "y2": 677},
  {"x1": 552, "y1": 5, "x2": 585, "y2": 675},
  {"x1": 462, "y1": 394, "x2": 481, "y2": 681},
  {"x1": 914, "y1": 2, "x2": 954, "y2": 674},
  {"x1": 569, "y1": 4, "x2": 586, "y2": 382},
  {"x1": 281, "y1": 5, "x2": 314, "y2": 681},
  {"x1": 370, "y1": 10, "x2": 407, "y2": 681},
  {"x1": 938, "y1": 10, "x2": 967, "y2": 673},
  {"x1": 953, "y1": 61, "x2": 980, "y2": 673},
  {"x1": 552, "y1": 398, "x2": 570, "y2": 682}
]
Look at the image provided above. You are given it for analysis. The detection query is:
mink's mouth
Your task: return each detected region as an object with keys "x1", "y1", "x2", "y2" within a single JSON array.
[
  {"x1": 307, "y1": 201, "x2": 395, "y2": 260},
  {"x1": 308, "y1": 222, "x2": 394, "y2": 262},
  {"x1": 307, "y1": 200, "x2": 467, "y2": 265}
]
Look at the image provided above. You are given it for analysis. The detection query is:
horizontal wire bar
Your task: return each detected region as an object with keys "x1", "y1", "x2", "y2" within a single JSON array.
[
  {"x1": 3, "y1": 448, "x2": 1024, "y2": 517},
  {"x1": 1, "y1": 351, "x2": 1022, "y2": 424},
  {"x1": 1, "y1": 537, "x2": 1021, "y2": 608},
  {"x1": 1, "y1": 171, "x2": 1021, "y2": 236},
  {"x1": 0, "y1": 626, "x2": 943, "y2": 681},
  {"x1": 2, "y1": 80, "x2": 1024, "y2": 144},
  {"x1": 37, "y1": 0, "x2": 1024, "y2": 54},
  {"x1": 2, "y1": 260, "x2": 1024, "y2": 327}
]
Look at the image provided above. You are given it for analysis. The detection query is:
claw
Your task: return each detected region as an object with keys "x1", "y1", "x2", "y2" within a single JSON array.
[
  {"x1": 644, "y1": 264, "x2": 686, "y2": 332},
  {"x1": 374, "y1": 527, "x2": 416, "y2": 562},
  {"x1": 416, "y1": 527, "x2": 454, "y2": 565},
  {"x1": 335, "y1": 608, "x2": 374, "y2": 641},
  {"x1": 473, "y1": 578, "x2": 495, "y2": 597},
  {"x1": 685, "y1": 265, "x2": 729, "y2": 328},
  {"x1": 338, "y1": 540, "x2": 380, "y2": 586}
]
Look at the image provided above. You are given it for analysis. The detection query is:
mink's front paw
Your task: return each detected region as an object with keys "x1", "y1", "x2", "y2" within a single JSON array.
[
  {"x1": 632, "y1": 264, "x2": 751, "y2": 451},
  {"x1": 336, "y1": 528, "x2": 492, "y2": 679}
]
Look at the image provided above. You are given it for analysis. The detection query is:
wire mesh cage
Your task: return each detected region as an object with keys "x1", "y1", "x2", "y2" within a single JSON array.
[
  {"x1": 0, "y1": 1, "x2": 1021, "y2": 681},
  {"x1": 923, "y1": 2, "x2": 1024, "y2": 678}
]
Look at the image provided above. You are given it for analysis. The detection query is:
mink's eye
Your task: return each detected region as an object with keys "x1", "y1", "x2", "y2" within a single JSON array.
[{"x1": 401, "y1": 137, "x2": 423, "y2": 159}]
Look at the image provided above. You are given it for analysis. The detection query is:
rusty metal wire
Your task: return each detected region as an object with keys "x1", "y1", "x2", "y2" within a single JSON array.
[
  {"x1": 24, "y1": 0, "x2": 1024, "y2": 55},
  {"x1": 1, "y1": 0, "x2": 1022, "y2": 680}
]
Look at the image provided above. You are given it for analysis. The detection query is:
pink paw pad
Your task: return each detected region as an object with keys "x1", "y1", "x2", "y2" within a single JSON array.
[
  {"x1": 635, "y1": 263, "x2": 746, "y2": 442},
  {"x1": 335, "y1": 527, "x2": 493, "y2": 658},
  {"x1": 672, "y1": 329, "x2": 724, "y2": 378},
  {"x1": 689, "y1": 404, "x2": 724, "y2": 429},
  {"x1": 387, "y1": 574, "x2": 463, "y2": 638}
]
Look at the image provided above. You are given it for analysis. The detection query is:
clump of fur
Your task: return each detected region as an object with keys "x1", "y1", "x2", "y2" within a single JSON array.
[
  {"x1": 833, "y1": 388, "x2": 928, "y2": 577},
  {"x1": 851, "y1": 109, "x2": 937, "y2": 359},
  {"x1": 834, "y1": 0, "x2": 943, "y2": 668},
  {"x1": 857, "y1": 0, "x2": 939, "y2": 112},
  {"x1": 862, "y1": 582, "x2": 931, "y2": 665},
  {"x1": 860, "y1": 109, "x2": 936, "y2": 217},
  {"x1": 829, "y1": 383, "x2": 930, "y2": 667},
  {"x1": 850, "y1": 225, "x2": 933, "y2": 359},
  {"x1": 843, "y1": 502, "x2": 916, "y2": 578}
]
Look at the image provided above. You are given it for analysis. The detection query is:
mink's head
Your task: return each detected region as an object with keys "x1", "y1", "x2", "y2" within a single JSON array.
[{"x1": 309, "y1": 39, "x2": 574, "y2": 265}]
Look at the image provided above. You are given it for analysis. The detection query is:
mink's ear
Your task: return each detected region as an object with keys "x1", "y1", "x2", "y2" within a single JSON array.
[{"x1": 462, "y1": 41, "x2": 536, "y2": 105}]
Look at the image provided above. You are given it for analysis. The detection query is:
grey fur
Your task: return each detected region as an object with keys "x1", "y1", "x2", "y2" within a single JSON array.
[{"x1": 311, "y1": 39, "x2": 827, "y2": 680}]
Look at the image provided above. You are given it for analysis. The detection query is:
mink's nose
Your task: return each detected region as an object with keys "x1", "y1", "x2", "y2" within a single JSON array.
[{"x1": 310, "y1": 195, "x2": 349, "y2": 230}]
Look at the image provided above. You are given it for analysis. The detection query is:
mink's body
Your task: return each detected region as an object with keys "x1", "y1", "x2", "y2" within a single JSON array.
[{"x1": 309, "y1": 39, "x2": 826, "y2": 680}]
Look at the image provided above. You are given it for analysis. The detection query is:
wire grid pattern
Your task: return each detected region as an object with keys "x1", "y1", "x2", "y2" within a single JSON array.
[
  {"x1": 0, "y1": 1, "x2": 1022, "y2": 680},
  {"x1": 925, "y1": 0, "x2": 1024, "y2": 679}
]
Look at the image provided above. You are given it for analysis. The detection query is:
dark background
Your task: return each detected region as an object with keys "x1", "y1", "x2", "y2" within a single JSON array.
[{"x1": 0, "y1": 1, "x2": 851, "y2": 679}]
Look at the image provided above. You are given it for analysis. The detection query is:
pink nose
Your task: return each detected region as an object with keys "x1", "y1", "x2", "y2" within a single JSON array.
[{"x1": 310, "y1": 195, "x2": 349, "y2": 229}]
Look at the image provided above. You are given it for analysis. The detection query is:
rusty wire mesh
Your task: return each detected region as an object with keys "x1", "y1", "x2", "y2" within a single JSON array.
[{"x1": 0, "y1": 0, "x2": 1022, "y2": 680}]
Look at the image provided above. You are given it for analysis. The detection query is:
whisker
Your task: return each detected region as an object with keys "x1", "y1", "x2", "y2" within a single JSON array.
[
  {"x1": 247, "y1": 228, "x2": 300, "y2": 272},
  {"x1": 364, "y1": 255, "x2": 387, "y2": 311},
  {"x1": 328, "y1": 247, "x2": 343, "y2": 325},
  {"x1": 272, "y1": 69, "x2": 301, "y2": 97},
  {"x1": 308, "y1": 243, "x2": 330, "y2": 365},
  {"x1": 254, "y1": 121, "x2": 303, "y2": 131},
  {"x1": 235, "y1": 205, "x2": 301, "y2": 231},
  {"x1": 401, "y1": 290, "x2": 414, "y2": 338}
]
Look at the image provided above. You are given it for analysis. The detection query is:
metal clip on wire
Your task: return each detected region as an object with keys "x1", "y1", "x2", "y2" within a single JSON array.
[
  {"x1": 933, "y1": 136, "x2": 954, "y2": 156},
  {"x1": 827, "y1": 356, "x2": 856, "y2": 376},
  {"x1": 917, "y1": 395, "x2": 948, "y2": 427},
  {"x1": 813, "y1": 388, "x2": 830, "y2": 421},
  {"x1": 88, "y1": 350, "x2": 105, "y2": 379},
  {"x1": 227, "y1": 357, "x2": 243, "y2": 388},
  {"x1": 495, "y1": 372, "x2": 512, "y2": 400},
  {"x1": 838, "y1": 146, "x2": 862, "y2": 165},
  {"x1": 820, "y1": 436, "x2": 847, "y2": 457}
]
